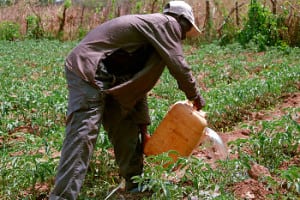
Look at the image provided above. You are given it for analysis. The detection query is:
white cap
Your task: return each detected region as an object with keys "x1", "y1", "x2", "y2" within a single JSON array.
[{"x1": 163, "y1": 1, "x2": 201, "y2": 37}]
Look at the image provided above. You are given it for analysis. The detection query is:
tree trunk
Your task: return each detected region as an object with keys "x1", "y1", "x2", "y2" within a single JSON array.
[
  {"x1": 270, "y1": 0, "x2": 277, "y2": 14},
  {"x1": 236, "y1": 1, "x2": 239, "y2": 26},
  {"x1": 57, "y1": 5, "x2": 67, "y2": 39}
]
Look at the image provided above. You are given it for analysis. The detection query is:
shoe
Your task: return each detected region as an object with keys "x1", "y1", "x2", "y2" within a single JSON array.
[
  {"x1": 127, "y1": 185, "x2": 147, "y2": 193},
  {"x1": 125, "y1": 180, "x2": 146, "y2": 193},
  {"x1": 125, "y1": 180, "x2": 137, "y2": 191}
]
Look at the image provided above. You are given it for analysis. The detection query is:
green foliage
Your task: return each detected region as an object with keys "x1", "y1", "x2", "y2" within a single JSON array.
[
  {"x1": 64, "y1": 0, "x2": 71, "y2": 8},
  {"x1": 0, "y1": 21, "x2": 20, "y2": 41},
  {"x1": 133, "y1": 152, "x2": 184, "y2": 199},
  {"x1": 219, "y1": 22, "x2": 239, "y2": 46},
  {"x1": 235, "y1": 115, "x2": 300, "y2": 171},
  {"x1": 191, "y1": 43, "x2": 300, "y2": 129},
  {"x1": 133, "y1": 112, "x2": 300, "y2": 199},
  {"x1": 0, "y1": 40, "x2": 299, "y2": 199},
  {"x1": 135, "y1": 0, "x2": 143, "y2": 13},
  {"x1": 279, "y1": 166, "x2": 300, "y2": 195},
  {"x1": 77, "y1": 26, "x2": 89, "y2": 40},
  {"x1": 230, "y1": 114, "x2": 300, "y2": 198},
  {"x1": 132, "y1": 153, "x2": 242, "y2": 199},
  {"x1": 26, "y1": 15, "x2": 44, "y2": 39},
  {"x1": 0, "y1": 40, "x2": 72, "y2": 198},
  {"x1": 79, "y1": 148, "x2": 119, "y2": 199},
  {"x1": 238, "y1": 0, "x2": 281, "y2": 51},
  {"x1": 0, "y1": 129, "x2": 58, "y2": 198},
  {"x1": 0, "y1": 0, "x2": 17, "y2": 6}
]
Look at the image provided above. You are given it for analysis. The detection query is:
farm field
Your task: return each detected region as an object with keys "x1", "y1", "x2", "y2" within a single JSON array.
[{"x1": 0, "y1": 39, "x2": 299, "y2": 199}]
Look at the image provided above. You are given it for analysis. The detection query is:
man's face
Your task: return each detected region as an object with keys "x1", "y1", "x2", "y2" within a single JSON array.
[{"x1": 179, "y1": 16, "x2": 193, "y2": 40}]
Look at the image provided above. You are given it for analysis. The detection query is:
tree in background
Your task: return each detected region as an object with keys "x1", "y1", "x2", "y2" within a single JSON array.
[{"x1": 238, "y1": 0, "x2": 280, "y2": 51}]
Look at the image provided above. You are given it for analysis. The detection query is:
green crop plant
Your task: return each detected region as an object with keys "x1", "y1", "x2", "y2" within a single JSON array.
[
  {"x1": 0, "y1": 40, "x2": 73, "y2": 198},
  {"x1": 189, "y1": 44, "x2": 300, "y2": 130},
  {"x1": 231, "y1": 114, "x2": 299, "y2": 172},
  {"x1": 79, "y1": 148, "x2": 119, "y2": 199},
  {"x1": 131, "y1": 152, "x2": 184, "y2": 199},
  {"x1": 252, "y1": 115, "x2": 299, "y2": 171},
  {"x1": 182, "y1": 157, "x2": 224, "y2": 199},
  {"x1": 131, "y1": 153, "x2": 242, "y2": 199},
  {"x1": 278, "y1": 166, "x2": 300, "y2": 195},
  {"x1": 0, "y1": 132, "x2": 56, "y2": 198},
  {"x1": 228, "y1": 113, "x2": 299, "y2": 200}
]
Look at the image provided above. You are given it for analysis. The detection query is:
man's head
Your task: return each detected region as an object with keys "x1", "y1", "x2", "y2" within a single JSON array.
[{"x1": 163, "y1": 1, "x2": 201, "y2": 38}]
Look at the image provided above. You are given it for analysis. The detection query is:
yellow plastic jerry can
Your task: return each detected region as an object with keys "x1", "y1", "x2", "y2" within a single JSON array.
[{"x1": 144, "y1": 101, "x2": 207, "y2": 163}]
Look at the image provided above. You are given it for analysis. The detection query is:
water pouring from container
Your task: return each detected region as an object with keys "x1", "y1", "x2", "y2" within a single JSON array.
[{"x1": 200, "y1": 127, "x2": 228, "y2": 160}]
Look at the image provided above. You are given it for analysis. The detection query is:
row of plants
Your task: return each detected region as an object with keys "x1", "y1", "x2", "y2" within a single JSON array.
[
  {"x1": 150, "y1": 42, "x2": 300, "y2": 130},
  {"x1": 0, "y1": 40, "x2": 71, "y2": 198},
  {"x1": 1, "y1": 39, "x2": 299, "y2": 199}
]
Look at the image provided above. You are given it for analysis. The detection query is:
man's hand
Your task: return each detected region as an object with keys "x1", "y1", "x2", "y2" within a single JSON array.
[{"x1": 193, "y1": 94, "x2": 206, "y2": 111}]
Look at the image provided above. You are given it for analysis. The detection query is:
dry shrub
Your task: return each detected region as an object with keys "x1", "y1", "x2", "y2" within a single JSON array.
[
  {"x1": 285, "y1": 14, "x2": 300, "y2": 47},
  {"x1": 0, "y1": 1, "x2": 101, "y2": 40},
  {"x1": 275, "y1": 0, "x2": 300, "y2": 46}
]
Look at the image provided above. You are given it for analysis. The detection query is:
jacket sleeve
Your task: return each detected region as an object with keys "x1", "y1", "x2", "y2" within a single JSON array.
[{"x1": 134, "y1": 15, "x2": 199, "y2": 100}]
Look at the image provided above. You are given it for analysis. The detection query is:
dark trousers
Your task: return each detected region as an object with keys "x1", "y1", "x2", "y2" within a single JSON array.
[{"x1": 49, "y1": 67, "x2": 143, "y2": 200}]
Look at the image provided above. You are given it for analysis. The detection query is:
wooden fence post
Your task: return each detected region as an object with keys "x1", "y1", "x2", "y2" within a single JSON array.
[
  {"x1": 217, "y1": 2, "x2": 246, "y2": 37},
  {"x1": 236, "y1": 1, "x2": 239, "y2": 26},
  {"x1": 79, "y1": 6, "x2": 85, "y2": 27},
  {"x1": 270, "y1": 0, "x2": 277, "y2": 14},
  {"x1": 57, "y1": 4, "x2": 67, "y2": 39},
  {"x1": 203, "y1": 0, "x2": 211, "y2": 40},
  {"x1": 204, "y1": 0, "x2": 210, "y2": 28},
  {"x1": 151, "y1": 0, "x2": 158, "y2": 13}
]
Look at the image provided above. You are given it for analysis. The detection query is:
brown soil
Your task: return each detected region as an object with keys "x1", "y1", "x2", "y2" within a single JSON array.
[{"x1": 231, "y1": 179, "x2": 273, "y2": 200}]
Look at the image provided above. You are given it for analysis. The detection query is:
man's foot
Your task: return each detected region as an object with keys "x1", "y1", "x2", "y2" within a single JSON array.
[
  {"x1": 125, "y1": 180, "x2": 137, "y2": 191},
  {"x1": 125, "y1": 180, "x2": 146, "y2": 193}
]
